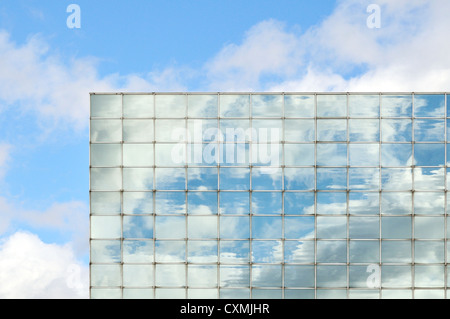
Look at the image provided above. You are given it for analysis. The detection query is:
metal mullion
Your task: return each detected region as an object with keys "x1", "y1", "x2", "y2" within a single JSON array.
[
  {"x1": 314, "y1": 93, "x2": 318, "y2": 299},
  {"x1": 184, "y1": 93, "x2": 188, "y2": 298},
  {"x1": 152, "y1": 93, "x2": 157, "y2": 297},
  {"x1": 281, "y1": 92, "x2": 285, "y2": 299},
  {"x1": 120, "y1": 93, "x2": 124, "y2": 298},
  {"x1": 249, "y1": 93, "x2": 253, "y2": 299},
  {"x1": 411, "y1": 93, "x2": 415, "y2": 298},
  {"x1": 379, "y1": 93, "x2": 383, "y2": 299},
  {"x1": 346, "y1": 93, "x2": 350, "y2": 298},
  {"x1": 445, "y1": 93, "x2": 448, "y2": 299},
  {"x1": 217, "y1": 93, "x2": 221, "y2": 297}
]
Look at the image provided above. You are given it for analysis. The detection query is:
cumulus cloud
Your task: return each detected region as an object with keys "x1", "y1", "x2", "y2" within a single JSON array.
[{"x1": 0, "y1": 231, "x2": 88, "y2": 299}]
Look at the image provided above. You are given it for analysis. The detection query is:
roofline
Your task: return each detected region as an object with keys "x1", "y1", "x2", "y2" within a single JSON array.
[{"x1": 89, "y1": 91, "x2": 450, "y2": 95}]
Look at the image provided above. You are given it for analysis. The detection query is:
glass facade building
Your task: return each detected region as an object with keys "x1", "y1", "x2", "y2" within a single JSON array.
[{"x1": 90, "y1": 92, "x2": 450, "y2": 299}]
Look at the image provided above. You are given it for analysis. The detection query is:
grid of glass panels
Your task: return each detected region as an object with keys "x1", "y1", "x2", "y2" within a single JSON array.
[{"x1": 90, "y1": 92, "x2": 450, "y2": 299}]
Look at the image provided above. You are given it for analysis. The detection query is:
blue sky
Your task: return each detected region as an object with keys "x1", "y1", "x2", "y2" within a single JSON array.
[{"x1": 0, "y1": 0, "x2": 450, "y2": 298}]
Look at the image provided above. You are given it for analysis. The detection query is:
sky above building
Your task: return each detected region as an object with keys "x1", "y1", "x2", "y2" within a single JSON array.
[{"x1": 0, "y1": 0, "x2": 450, "y2": 298}]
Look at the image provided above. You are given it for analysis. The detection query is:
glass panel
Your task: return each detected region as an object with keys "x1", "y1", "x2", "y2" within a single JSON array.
[
  {"x1": 90, "y1": 119, "x2": 122, "y2": 142},
  {"x1": 414, "y1": 192, "x2": 445, "y2": 215},
  {"x1": 251, "y1": 120, "x2": 282, "y2": 143},
  {"x1": 381, "y1": 144, "x2": 412, "y2": 167},
  {"x1": 284, "y1": 217, "x2": 315, "y2": 239},
  {"x1": 155, "y1": 240, "x2": 185, "y2": 262},
  {"x1": 381, "y1": 168, "x2": 412, "y2": 190},
  {"x1": 188, "y1": 119, "x2": 219, "y2": 143},
  {"x1": 124, "y1": 144, "x2": 153, "y2": 167},
  {"x1": 284, "y1": 192, "x2": 314, "y2": 215},
  {"x1": 382, "y1": 241, "x2": 411, "y2": 263},
  {"x1": 414, "y1": 290, "x2": 444, "y2": 299},
  {"x1": 155, "y1": 216, "x2": 186, "y2": 239},
  {"x1": 123, "y1": 168, "x2": 153, "y2": 191},
  {"x1": 155, "y1": 264, "x2": 186, "y2": 287},
  {"x1": 349, "y1": 290, "x2": 379, "y2": 299},
  {"x1": 349, "y1": 265, "x2": 377, "y2": 288},
  {"x1": 155, "y1": 168, "x2": 185, "y2": 190},
  {"x1": 414, "y1": 265, "x2": 444, "y2": 288},
  {"x1": 188, "y1": 167, "x2": 218, "y2": 190},
  {"x1": 317, "y1": 192, "x2": 346, "y2": 215},
  {"x1": 90, "y1": 240, "x2": 121, "y2": 263},
  {"x1": 251, "y1": 168, "x2": 282, "y2": 190},
  {"x1": 349, "y1": 168, "x2": 379, "y2": 190},
  {"x1": 219, "y1": 192, "x2": 249, "y2": 215},
  {"x1": 220, "y1": 241, "x2": 250, "y2": 263},
  {"x1": 381, "y1": 290, "x2": 412, "y2": 299},
  {"x1": 349, "y1": 192, "x2": 379, "y2": 215},
  {"x1": 123, "y1": 216, "x2": 153, "y2": 239},
  {"x1": 252, "y1": 240, "x2": 282, "y2": 263},
  {"x1": 414, "y1": 94, "x2": 445, "y2": 118},
  {"x1": 381, "y1": 95, "x2": 412, "y2": 117},
  {"x1": 349, "y1": 119, "x2": 379, "y2": 142},
  {"x1": 90, "y1": 289, "x2": 121, "y2": 299},
  {"x1": 317, "y1": 120, "x2": 347, "y2": 141},
  {"x1": 123, "y1": 192, "x2": 153, "y2": 214},
  {"x1": 188, "y1": 241, "x2": 217, "y2": 263},
  {"x1": 414, "y1": 167, "x2": 444, "y2": 190},
  {"x1": 317, "y1": 216, "x2": 347, "y2": 239},
  {"x1": 381, "y1": 192, "x2": 412, "y2": 215},
  {"x1": 123, "y1": 289, "x2": 154, "y2": 299},
  {"x1": 381, "y1": 216, "x2": 412, "y2": 239},
  {"x1": 220, "y1": 265, "x2": 250, "y2": 287},
  {"x1": 349, "y1": 217, "x2": 379, "y2": 239},
  {"x1": 284, "y1": 144, "x2": 315, "y2": 166},
  {"x1": 155, "y1": 288, "x2": 185, "y2": 299},
  {"x1": 155, "y1": 119, "x2": 186, "y2": 142},
  {"x1": 251, "y1": 265, "x2": 282, "y2": 287},
  {"x1": 220, "y1": 289, "x2": 250, "y2": 299},
  {"x1": 123, "y1": 120, "x2": 154, "y2": 142},
  {"x1": 188, "y1": 265, "x2": 217, "y2": 288},
  {"x1": 414, "y1": 241, "x2": 444, "y2": 263},
  {"x1": 91, "y1": 216, "x2": 121, "y2": 238},
  {"x1": 414, "y1": 217, "x2": 444, "y2": 239},
  {"x1": 123, "y1": 240, "x2": 153, "y2": 263},
  {"x1": 252, "y1": 289, "x2": 282, "y2": 299},
  {"x1": 381, "y1": 119, "x2": 412, "y2": 142},
  {"x1": 381, "y1": 266, "x2": 411, "y2": 288},
  {"x1": 317, "y1": 168, "x2": 347, "y2": 190},
  {"x1": 91, "y1": 144, "x2": 121, "y2": 167},
  {"x1": 91, "y1": 94, "x2": 122, "y2": 118},
  {"x1": 251, "y1": 94, "x2": 283, "y2": 117},
  {"x1": 251, "y1": 192, "x2": 282, "y2": 215},
  {"x1": 284, "y1": 120, "x2": 315, "y2": 142},
  {"x1": 349, "y1": 240, "x2": 379, "y2": 263},
  {"x1": 123, "y1": 94, "x2": 154, "y2": 118},
  {"x1": 317, "y1": 241, "x2": 346, "y2": 263},
  {"x1": 155, "y1": 94, "x2": 186, "y2": 118},
  {"x1": 284, "y1": 168, "x2": 314, "y2": 190},
  {"x1": 219, "y1": 95, "x2": 250, "y2": 118},
  {"x1": 316, "y1": 289, "x2": 347, "y2": 299},
  {"x1": 284, "y1": 95, "x2": 314, "y2": 118},
  {"x1": 414, "y1": 119, "x2": 444, "y2": 142},
  {"x1": 414, "y1": 144, "x2": 444, "y2": 166},
  {"x1": 316, "y1": 265, "x2": 347, "y2": 288},
  {"x1": 349, "y1": 144, "x2": 379, "y2": 166},
  {"x1": 284, "y1": 290, "x2": 315, "y2": 299},
  {"x1": 349, "y1": 95, "x2": 379, "y2": 117},
  {"x1": 90, "y1": 265, "x2": 121, "y2": 287},
  {"x1": 220, "y1": 119, "x2": 250, "y2": 142},
  {"x1": 123, "y1": 265, "x2": 153, "y2": 287},
  {"x1": 219, "y1": 168, "x2": 250, "y2": 190},
  {"x1": 155, "y1": 143, "x2": 185, "y2": 166},
  {"x1": 90, "y1": 192, "x2": 121, "y2": 215},
  {"x1": 317, "y1": 95, "x2": 347, "y2": 117},
  {"x1": 251, "y1": 216, "x2": 282, "y2": 239},
  {"x1": 284, "y1": 240, "x2": 315, "y2": 263},
  {"x1": 188, "y1": 192, "x2": 217, "y2": 215},
  {"x1": 188, "y1": 94, "x2": 218, "y2": 118},
  {"x1": 90, "y1": 168, "x2": 121, "y2": 191},
  {"x1": 284, "y1": 265, "x2": 315, "y2": 287},
  {"x1": 188, "y1": 216, "x2": 217, "y2": 239},
  {"x1": 317, "y1": 144, "x2": 347, "y2": 166},
  {"x1": 219, "y1": 216, "x2": 250, "y2": 239},
  {"x1": 155, "y1": 192, "x2": 185, "y2": 215}
]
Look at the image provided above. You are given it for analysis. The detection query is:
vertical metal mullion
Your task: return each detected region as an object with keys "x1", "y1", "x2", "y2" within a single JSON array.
[
  {"x1": 346, "y1": 93, "x2": 350, "y2": 298},
  {"x1": 217, "y1": 93, "x2": 221, "y2": 298},
  {"x1": 152, "y1": 93, "x2": 156, "y2": 299},
  {"x1": 249, "y1": 94, "x2": 253, "y2": 299},
  {"x1": 411, "y1": 93, "x2": 415, "y2": 299},
  {"x1": 120, "y1": 93, "x2": 124, "y2": 299},
  {"x1": 445, "y1": 93, "x2": 448, "y2": 299},
  {"x1": 281, "y1": 93, "x2": 285, "y2": 299},
  {"x1": 378, "y1": 93, "x2": 383, "y2": 299},
  {"x1": 314, "y1": 93, "x2": 318, "y2": 299},
  {"x1": 184, "y1": 93, "x2": 188, "y2": 298}
]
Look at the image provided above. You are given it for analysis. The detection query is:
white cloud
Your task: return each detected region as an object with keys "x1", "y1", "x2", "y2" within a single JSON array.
[
  {"x1": 0, "y1": 143, "x2": 11, "y2": 181},
  {"x1": 0, "y1": 231, "x2": 88, "y2": 299}
]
